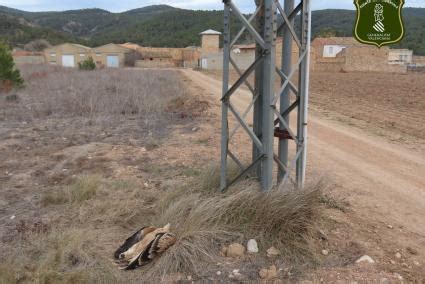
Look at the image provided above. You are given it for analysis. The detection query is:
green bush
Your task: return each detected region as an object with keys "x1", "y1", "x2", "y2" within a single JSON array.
[
  {"x1": 78, "y1": 56, "x2": 96, "y2": 71},
  {"x1": 0, "y1": 43, "x2": 24, "y2": 91}
]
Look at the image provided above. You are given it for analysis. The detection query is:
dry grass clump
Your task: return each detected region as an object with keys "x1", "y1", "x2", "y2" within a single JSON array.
[
  {"x1": 42, "y1": 175, "x2": 100, "y2": 206},
  {"x1": 0, "y1": 228, "x2": 118, "y2": 283},
  {"x1": 145, "y1": 165, "x2": 323, "y2": 277}
]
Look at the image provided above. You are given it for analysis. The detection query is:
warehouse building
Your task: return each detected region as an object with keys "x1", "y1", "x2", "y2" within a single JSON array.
[
  {"x1": 44, "y1": 43, "x2": 92, "y2": 67},
  {"x1": 92, "y1": 43, "x2": 131, "y2": 68}
]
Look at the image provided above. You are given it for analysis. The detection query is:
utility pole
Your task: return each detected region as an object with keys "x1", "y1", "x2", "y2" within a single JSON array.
[{"x1": 220, "y1": 0, "x2": 311, "y2": 191}]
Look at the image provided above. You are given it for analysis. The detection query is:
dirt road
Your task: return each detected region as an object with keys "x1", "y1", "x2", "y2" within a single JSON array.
[{"x1": 181, "y1": 69, "x2": 425, "y2": 256}]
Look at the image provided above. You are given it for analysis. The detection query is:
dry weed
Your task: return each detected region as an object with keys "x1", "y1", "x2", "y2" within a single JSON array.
[
  {"x1": 42, "y1": 175, "x2": 101, "y2": 206},
  {"x1": 144, "y1": 164, "x2": 323, "y2": 278}
]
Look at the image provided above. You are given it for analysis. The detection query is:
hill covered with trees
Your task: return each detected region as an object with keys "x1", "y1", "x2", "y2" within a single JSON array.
[{"x1": 0, "y1": 5, "x2": 424, "y2": 54}]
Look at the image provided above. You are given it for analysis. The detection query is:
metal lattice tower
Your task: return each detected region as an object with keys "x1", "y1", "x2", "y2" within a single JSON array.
[{"x1": 220, "y1": 0, "x2": 312, "y2": 191}]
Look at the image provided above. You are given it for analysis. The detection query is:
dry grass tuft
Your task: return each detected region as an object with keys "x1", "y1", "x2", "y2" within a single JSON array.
[
  {"x1": 145, "y1": 164, "x2": 323, "y2": 278},
  {"x1": 42, "y1": 175, "x2": 101, "y2": 206},
  {"x1": 0, "y1": 229, "x2": 119, "y2": 283}
]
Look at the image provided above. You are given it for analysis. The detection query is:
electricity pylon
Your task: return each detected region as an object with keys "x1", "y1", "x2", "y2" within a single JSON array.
[{"x1": 220, "y1": 0, "x2": 312, "y2": 191}]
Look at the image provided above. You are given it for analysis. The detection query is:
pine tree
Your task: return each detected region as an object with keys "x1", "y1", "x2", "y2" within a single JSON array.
[{"x1": 0, "y1": 43, "x2": 24, "y2": 92}]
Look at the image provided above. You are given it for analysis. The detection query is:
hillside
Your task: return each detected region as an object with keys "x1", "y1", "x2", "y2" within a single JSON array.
[
  {"x1": 0, "y1": 12, "x2": 78, "y2": 47},
  {"x1": 0, "y1": 5, "x2": 424, "y2": 54}
]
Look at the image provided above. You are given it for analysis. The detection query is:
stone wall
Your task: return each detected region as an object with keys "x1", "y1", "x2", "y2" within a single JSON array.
[
  {"x1": 312, "y1": 56, "x2": 345, "y2": 72},
  {"x1": 13, "y1": 55, "x2": 45, "y2": 65},
  {"x1": 201, "y1": 35, "x2": 220, "y2": 55},
  {"x1": 343, "y1": 47, "x2": 407, "y2": 73},
  {"x1": 413, "y1": 55, "x2": 425, "y2": 66},
  {"x1": 135, "y1": 58, "x2": 175, "y2": 68}
]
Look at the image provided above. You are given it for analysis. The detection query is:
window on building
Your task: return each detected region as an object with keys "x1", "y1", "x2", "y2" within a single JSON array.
[
  {"x1": 329, "y1": 46, "x2": 334, "y2": 54},
  {"x1": 49, "y1": 61, "x2": 57, "y2": 65},
  {"x1": 96, "y1": 53, "x2": 101, "y2": 57},
  {"x1": 50, "y1": 53, "x2": 56, "y2": 57},
  {"x1": 80, "y1": 54, "x2": 85, "y2": 57}
]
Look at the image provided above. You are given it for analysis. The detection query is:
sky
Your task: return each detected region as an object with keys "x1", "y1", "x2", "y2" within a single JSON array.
[{"x1": 1, "y1": 0, "x2": 424, "y2": 12}]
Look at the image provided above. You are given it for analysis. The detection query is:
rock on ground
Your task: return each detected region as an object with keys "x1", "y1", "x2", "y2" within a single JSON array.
[
  {"x1": 266, "y1": 246, "x2": 281, "y2": 257},
  {"x1": 247, "y1": 239, "x2": 259, "y2": 253},
  {"x1": 225, "y1": 243, "x2": 245, "y2": 257},
  {"x1": 355, "y1": 255, "x2": 375, "y2": 264},
  {"x1": 259, "y1": 265, "x2": 278, "y2": 280}
]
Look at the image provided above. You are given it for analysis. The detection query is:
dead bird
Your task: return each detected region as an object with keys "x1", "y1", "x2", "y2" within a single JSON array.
[{"x1": 114, "y1": 224, "x2": 177, "y2": 270}]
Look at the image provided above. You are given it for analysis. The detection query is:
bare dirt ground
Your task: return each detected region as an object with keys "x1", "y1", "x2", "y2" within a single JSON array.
[
  {"x1": 0, "y1": 66, "x2": 424, "y2": 282},
  {"x1": 182, "y1": 69, "x2": 425, "y2": 281},
  {"x1": 204, "y1": 70, "x2": 425, "y2": 152}
]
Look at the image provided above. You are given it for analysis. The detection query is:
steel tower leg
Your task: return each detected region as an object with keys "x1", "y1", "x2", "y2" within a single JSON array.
[
  {"x1": 220, "y1": 5, "x2": 231, "y2": 191},
  {"x1": 253, "y1": 0, "x2": 264, "y2": 179},
  {"x1": 277, "y1": 0, "x2": 294, "y2": 182},
  {"x1": 261, "y1": 0, "x2": 277, "y2": 191},
  {"x1": 296, "y1": 0, "x2": 311, "y2": 188}
]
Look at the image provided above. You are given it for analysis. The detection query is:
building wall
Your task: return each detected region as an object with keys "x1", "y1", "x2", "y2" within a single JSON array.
[
  {"x1": 92, "y1": 44, "x2": 131, "y2": 68},
  {"x1": 323, "y1": 45, "x2": 346, "y2": 57},
  {"x1": 44, "y1": 44, "x2": 92, "y2": 67},
  {"x1": 388, "y1": 49, "x2": 413, "y2": 64},
  {"x1": 413, "y1": 55, "x2": 425, "y2": 66},
  {"x1": 135, "y1": 58, "x2": 175, "y2": 68},
  {"x1": 313, "y1": 57, "x2": 346, "y2": 72},
  {"x1": 14, "y1": 55, "x2": 45, "y2": 65},
  {"x1": 201, "y1": 35, "x2": 220, "y2": 55},
  {"x1": 343, "y1": 47, "x2": 407, "y2": 73}
]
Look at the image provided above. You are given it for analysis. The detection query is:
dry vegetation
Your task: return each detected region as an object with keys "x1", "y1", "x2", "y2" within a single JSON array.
[{"x1": 0, "y1": 65, "x2": 325, "y2": 283}]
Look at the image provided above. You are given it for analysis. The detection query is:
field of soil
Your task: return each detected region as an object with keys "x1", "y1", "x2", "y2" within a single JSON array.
[
  {"x1": 0, "y1": 66, "x2": 424, "y2": 282},
  {"x1": 204, "y1": 70, "x2": 425, "y2": 151}
]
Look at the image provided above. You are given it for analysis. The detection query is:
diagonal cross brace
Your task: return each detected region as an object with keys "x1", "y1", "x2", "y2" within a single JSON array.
[
  {"x1": 275, "y1": 0, "x2": 301, "y2": 48},
  {"x1": 222, "y1": 154, "x2": 264, "y2": 192},
  {"x1": 222, "y1": 53, "x2": 265, "y2": 101},
  {"x1": 277, "y1": 2, "x2": 302, "y2": 33},
  {"x1": 230, "y1": 56, "x2": 256, "y2": 96},
  {"x1": 225, "y1": 0, "x2": 267, "y2": 49},
  {"x1": 275, "y1": 67, "x2": 299, "y2": 96},
  {"x1": 273, "y1": 108, "x2": 299, "y2": 144},
  {"x1": 230, "y1": 5, "x2": 262, "y2": 48},
  {"x1": 272, "y1": 49, "x2": 307, "y2": 105},
  {"x1": 230, "y1": 93, "x2": 259, "y2": 140},
  {"x1": 229, "y1": 102, "x2": 263, "y2": 150}
]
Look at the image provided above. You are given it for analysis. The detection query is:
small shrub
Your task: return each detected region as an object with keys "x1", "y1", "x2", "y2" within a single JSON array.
[
  {"x1": 5, "y1": 93, "x2": 19, "y2": 102},
  {"x1": 0, "y1": 43, "x2": 24, "y2": 91},
  {"x1": 124, "y1": 50, "x2": 142, "y2": 67},
  {"x1": 78, "y1": 56, "x2": 96, "y2": 71}
]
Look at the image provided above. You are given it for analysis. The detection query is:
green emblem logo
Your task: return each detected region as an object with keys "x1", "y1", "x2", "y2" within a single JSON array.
[{"x1": 354, "y1": 0, "x2": 405, "y2": 47}]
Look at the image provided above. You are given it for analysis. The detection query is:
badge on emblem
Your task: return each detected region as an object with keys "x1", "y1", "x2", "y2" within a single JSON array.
[{"x1": 354, "y1": 0, "x2": 405, "y2": 47}]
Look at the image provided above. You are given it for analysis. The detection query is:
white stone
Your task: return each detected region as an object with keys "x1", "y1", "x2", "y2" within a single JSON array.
[
  {"x1": 247, "y1": 239, "x2": 259, "y2": 253},
  {"x1": 216, "y1": 271, "x2": 222, "y2": 276},
  {"x1": 413, "y1": 261, "x2": 420, "y2": 266},
  {"x1": 10, "y1": 215, "x2": 15, "y2": 220},
  {"x1": 395, "y1": 252, "x2": 402, "y2": 259},
  {"x1": 322, "y1": 249, "x2": 329, "y2": 256},
  {"x1": 355, "y1": 255, "x2": 375, "y2": 264}
]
